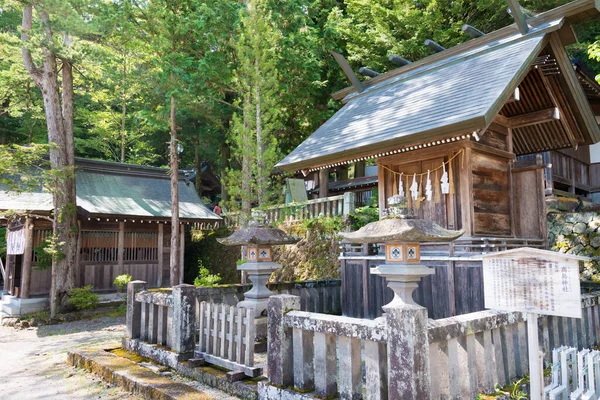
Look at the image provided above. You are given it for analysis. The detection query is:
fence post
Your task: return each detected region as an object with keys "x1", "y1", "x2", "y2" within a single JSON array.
[
  {"x1": 172, "y1": 284, "x2": 197, "y2": 354},
  {"x1": 385, "y1": 303, "x2": 431, "y2": 399},
  {"x1": 343, "y1": 192, "x2": 356, "y2": 215},
  {"x1": 126, "y1": 280, "x2": 147, "y2": 339},
  {"x1": 267, "y1": 294, "x2": 300, "y2": 387}
]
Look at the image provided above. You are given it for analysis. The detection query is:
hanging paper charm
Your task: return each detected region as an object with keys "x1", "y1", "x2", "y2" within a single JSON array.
[
  {"x1": 398, "y1": 173, "x2": 404, "y2": 198},
  {"x1": 425, "y1": 170, "x2": 432, "y2": 201},
  {"x1": 410, "y1": 173, "x2": 419, "y2": 201},
  {"x1": 441, "y1": 162, "x2": 450, "y2": 194}
]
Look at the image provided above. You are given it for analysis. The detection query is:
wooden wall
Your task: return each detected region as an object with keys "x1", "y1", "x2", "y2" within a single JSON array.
[
  {"x1": 471, "y1": 151, "x2": 512, "y2": 236},
  {"x1": 340, "y1": 257, "x2": 485, "y2": 320},
  {"x1": 19, "y1": 219, "x2": 175, "y2": 297}
]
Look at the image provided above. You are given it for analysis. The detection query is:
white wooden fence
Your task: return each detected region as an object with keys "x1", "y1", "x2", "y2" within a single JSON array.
[
  {"x1": 196, "y1": 302, "x2": 261, "y2": 378},
  {"x1": 224, "y1": 192, "x2": 356, "y2": 227},
  {"x1": 544, "y1": 346, "x2": 600, "y2": 399}
]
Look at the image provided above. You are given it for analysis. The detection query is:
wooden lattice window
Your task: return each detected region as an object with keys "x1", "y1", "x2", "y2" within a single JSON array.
[
  {"x1": 80, "y1": 231, "x2": 119, "y2": 262},
  {"x1": 123, "y1": 232, "x2": 158, "y2": 262}
]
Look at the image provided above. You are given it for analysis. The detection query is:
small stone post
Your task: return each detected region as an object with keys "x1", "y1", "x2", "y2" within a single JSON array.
[
  {"x1": 343, "y1": 191, "x2": 356, "y2": 215},
  {"x1": 267, "y1": 294, "x2": 300, "y2": 387},
  {"x1": 126, "y1": 280, "x2": 147, "y2": 339},
  {"x1": 171, "y1": 284, "x2": 197, "y2": 354},
  {"x1": 385, "y1": 303, "x2": 431, "y2": 399}
]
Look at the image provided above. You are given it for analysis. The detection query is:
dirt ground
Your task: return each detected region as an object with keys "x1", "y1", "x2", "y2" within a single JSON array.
[{"x1": 0, "y1": 315, "x2": 238, "y2": 400}]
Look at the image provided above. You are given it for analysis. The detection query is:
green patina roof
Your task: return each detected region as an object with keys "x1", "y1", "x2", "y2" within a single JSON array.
[{"x1": 0, "y1": 158, "x2": 220, "y2": 222}]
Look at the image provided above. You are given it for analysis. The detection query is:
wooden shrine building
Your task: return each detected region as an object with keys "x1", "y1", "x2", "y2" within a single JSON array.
[
  {"x1": 277, "y1": 0, "x2": 600, "y2": 319},
  {"x1": 0, "y1": 158, "x2": 220, "y2": 307}
]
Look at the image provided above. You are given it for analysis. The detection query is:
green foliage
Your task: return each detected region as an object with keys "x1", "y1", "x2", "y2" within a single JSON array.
[
  {"x1": 349, "y1": 205, "x2": 380, "y2": 230},
  {"x1": 113, "y1": 274, "x2": 132, "y2": 291},
  {"x1": 33, "y1": 241, "x2": 53, "y2": 271},
  {"x1": 194, "y1": 262, "x2": 222, "y2": 287},
  {"x1": 184, "y1": 227, "x2": 239, "y2": 284},
  {"x1": 67, "y1": 285, "x2": 99, "y2": 311}
]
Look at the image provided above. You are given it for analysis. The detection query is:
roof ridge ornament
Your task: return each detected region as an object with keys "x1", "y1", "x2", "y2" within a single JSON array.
[{"x1": 507, "y1": 0, "x2": 530, "y2": 35}]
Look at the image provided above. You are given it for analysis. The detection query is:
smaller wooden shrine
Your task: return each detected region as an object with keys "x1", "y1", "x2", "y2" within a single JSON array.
[{"x1": 0, "y1": 158, "x2": 221, "y2": 301}]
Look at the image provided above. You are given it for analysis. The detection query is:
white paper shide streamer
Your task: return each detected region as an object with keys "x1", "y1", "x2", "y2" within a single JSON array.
[
  {"x1": 398, "y1": 173, "x2": 404, "y2": 198},
  {"x1": 441, "y1": 162, "x2": 450, "y2": 194},
  {"x1": 410, "y1": 173, "x2": 418, "y2": 201},
  {"x1": 425, "y1": 170, "x2": 432, "y2": 201}
]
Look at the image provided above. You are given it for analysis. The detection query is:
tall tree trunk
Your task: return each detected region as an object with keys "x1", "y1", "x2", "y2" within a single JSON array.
[
  {"x1": 255, "y1": 60, "x2": 265, "y2": 208},
  {"x1": 169, "y1": 93, "x2": 180, "y2": 286},
  {"x1": 21, "y1": 5, "x2": 78, "y2": 317},
  {"x1": 194, "y1": 133, "x2": 201, "y2": 195},
  {"x1": 121, "y1": 55, "x2": 127, "y2": 163},
  {"x1": 220, "y1": 142, "x2": 230, "y2": 204},
  {"x1": 241, "y1": 95, "x2": 252, "y2": 226}
]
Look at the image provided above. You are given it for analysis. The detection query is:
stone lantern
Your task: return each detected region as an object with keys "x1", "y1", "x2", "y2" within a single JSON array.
[
  {"x1": 340, "y1": 195, "x2": 464, "y2": 307},
  {"x1": 218, "y1": 212, "x2": 298, "y2": 318}
]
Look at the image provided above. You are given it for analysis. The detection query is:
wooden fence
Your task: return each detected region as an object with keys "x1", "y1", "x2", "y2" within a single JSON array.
[
  {"x1": 197, "y1": 302, "x2": 261, "y2": 377},
  {"x1": 224, "y1": 192, "x2": 356, "y2": 227},
  {"x1": 339, "y1": 238, "x2": 546, "y2": 320},
  {"x1": 195, "y1": 279, "x2": 342, "y2": 315},
  {"x1": 262, "y1": 291, "x2": 600, "y2": 400}
]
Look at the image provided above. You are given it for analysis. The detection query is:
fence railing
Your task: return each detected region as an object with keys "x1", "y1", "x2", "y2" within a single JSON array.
[
  {"x1": 224, "y1": 192, "x2": 356, "y2": 227},
  {"x1": 194, "y1": 279, "x2": 342, "y2": 315},
  {"x1": 196, "y1": 301, "x2": 261, "y2": 378},
  {"x1": 262, "y1": 291, "x2": 600, "y2": 399}
]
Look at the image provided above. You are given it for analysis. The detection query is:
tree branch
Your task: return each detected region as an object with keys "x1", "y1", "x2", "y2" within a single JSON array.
[{"x1": 21, "y1": 5, "x2": 43, "y2": 87}]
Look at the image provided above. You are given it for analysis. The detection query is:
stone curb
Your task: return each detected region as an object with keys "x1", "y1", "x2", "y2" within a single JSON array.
[
  {"x1": 122, "y1": 338, "x2": 261, "y2": 400},
  {"x1": 67, "y1": 347, "x2": 211, "y2": 399}
]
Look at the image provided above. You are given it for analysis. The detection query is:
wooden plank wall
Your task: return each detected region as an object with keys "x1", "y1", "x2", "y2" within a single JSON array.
[
  {"x1": 340, "y1": 258, "x2": 485, "y2": 320},
  {"x1": 471, "y1": 152, "x2": 512, "y2": 236},
  {"x1": 512, "y1": 167, "x2": 547, "y2": 239}
]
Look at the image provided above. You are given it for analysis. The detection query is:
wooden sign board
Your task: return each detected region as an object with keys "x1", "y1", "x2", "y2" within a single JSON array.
[
  {"x1": 7, "y1": 227, "x2": 26, "y2": 255},
  {"x1": 286, "y1": 179, "x2": 308, "y2": 203},
  {"x1": 482, "y1": 248, "x2": 584, "y2": 319}
]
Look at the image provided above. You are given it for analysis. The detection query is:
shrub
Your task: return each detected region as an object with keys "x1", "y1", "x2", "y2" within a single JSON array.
[
  {"x1": 113, "y1": 274, "x2": 132, "y2": 291},
  {"x1": 68, "y1": 285, "x2": 99, "y2": 310},
  {"x1": 194, "y1": 262, "x2": 222, "y2": 287}
]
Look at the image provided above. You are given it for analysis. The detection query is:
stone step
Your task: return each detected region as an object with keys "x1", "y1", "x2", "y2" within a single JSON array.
[{"x1": 68, "y1": 347, "x2": 212, "y2": 399}]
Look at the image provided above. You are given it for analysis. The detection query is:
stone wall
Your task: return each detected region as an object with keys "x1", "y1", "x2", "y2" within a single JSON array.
[{"x1": 547, "y1": 211, "x2": 600, "y2": 280}]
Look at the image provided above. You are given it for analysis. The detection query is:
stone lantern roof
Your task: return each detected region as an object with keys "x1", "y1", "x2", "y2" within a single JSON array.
[
  {"x1": 217, "y1": 225, "x2": 299, "y2": 246},
  {"x1": 340, "y1": 214, "x2": 464, "y2": 243}
]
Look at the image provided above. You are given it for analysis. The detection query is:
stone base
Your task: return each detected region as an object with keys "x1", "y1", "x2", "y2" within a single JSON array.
[
  {"x1": 0, "y1": 295, "x2": 48, "y2": 317},
  {"x1": 258, "y1": 382, "x2": 319, "y2": 399}
]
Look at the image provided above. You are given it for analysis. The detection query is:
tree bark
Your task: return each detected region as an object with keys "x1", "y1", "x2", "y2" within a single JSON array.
[
  {"x1": 121, "y1": 55, "x2": 127, "y2": 163},
  {"x1": 21, "y1": 5, "x2": 78, "y2": 317},
  {"x1": 169, "y1": 93, "x2": 180, "y2": 286},
  {"x1": 194, "y1": 133, "x2": 201, "y2": 195},
  {"x1": 241, "y1": 95, "x2": 252, "y2": 226},
  {"x1": 255, "y1": 60, "x2": 265, "y2": 208}
]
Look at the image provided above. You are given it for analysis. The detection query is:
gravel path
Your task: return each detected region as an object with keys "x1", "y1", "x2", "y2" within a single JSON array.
[{"x1": 0, "y1": 315, "x2": 238, "y2": 399}]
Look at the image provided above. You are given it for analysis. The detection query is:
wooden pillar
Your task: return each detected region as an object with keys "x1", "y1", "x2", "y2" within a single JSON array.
[
  {"x1": 20, "y1": 217, "x2": 34, "y2": 299},
  {"x1": 118, "y1": 222, "x2": 125, "y2": 276},
  {"x1": 377, "y1": 162, "x2": 386, "y2": 219},
  {"x1": 157, "y1": 223, "x2": 164, "y2": 287},
  {"x1": 179, "y1": 224, "x2": 185, "y2": 285},
  {"x1": 569, "y1": 157, "x2": 576, "y2": 194},
  {"x1": 319, "y1": 168, "x2": 329, "y2": 198},
  {"x1": 75, "y1": 220, "x2": 82, "y2": 286},
  {"x1": 459, "y1": 148, "x2": 473, "y2": 236}
]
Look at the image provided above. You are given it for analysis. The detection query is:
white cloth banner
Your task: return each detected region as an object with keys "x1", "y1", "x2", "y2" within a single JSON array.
[{"x1": 7, "y1": 227, "x2": 25, "y2": 255}]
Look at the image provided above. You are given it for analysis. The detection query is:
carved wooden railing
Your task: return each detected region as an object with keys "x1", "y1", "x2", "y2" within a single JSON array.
[{"x1": 224, "y1": 192, "x2": 357, "y2": 228}]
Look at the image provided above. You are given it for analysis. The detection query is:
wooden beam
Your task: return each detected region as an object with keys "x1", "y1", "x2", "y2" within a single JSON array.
[
  {"x1": 507, "y1": 107, "x2": 560, "y2": 129},
  {"x1": 548, "y1": 32, "x2": 600, "y2": 143},
  {"x1": 330, "y1": 51, "x2": 364, "y2": 93},
  {"x1": 507, "y1": 0, "x2": 529, "y2": 35},
  {"x1": 494, "y1": 114, "x2": 511, "y2": 127},
  {"x1": 537, "y1": 68, "x2": 580, "y2": 149},
  {"x1": 488, "y1": 122, "x2": 509, "y2": 136},
  {"x1": 557, "y1": 23, "x2": 577, "y2": 46}
]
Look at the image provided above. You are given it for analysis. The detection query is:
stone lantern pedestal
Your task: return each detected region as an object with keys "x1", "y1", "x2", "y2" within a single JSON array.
[
  {"x1": 340, "y1": 197, "x2": 464, "y2": 399},
  {"x1": 218, "y1": 215, "x2": 298, "y2": 342}
]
